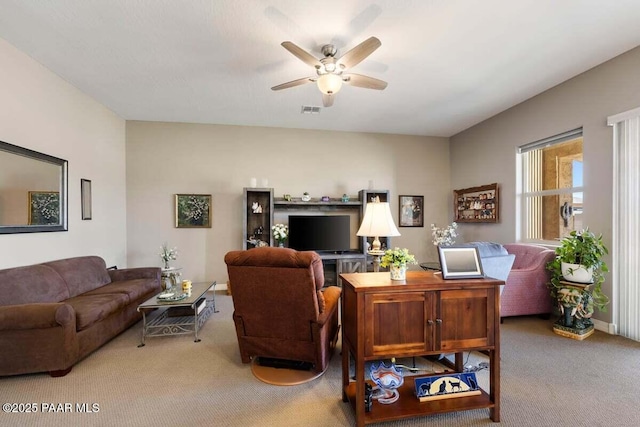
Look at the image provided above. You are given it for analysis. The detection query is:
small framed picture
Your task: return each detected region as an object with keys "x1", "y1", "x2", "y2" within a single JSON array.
[
  {"x1": 399, "y1": 195, "x2": 424, "y2": 227},
  {"x1": 175, "y1": 194, "x2": 212, "y2": 228},
  {"x1": 81, "y1": 179, "x2": 92, "y2": 220},
  {"x1": 437, "y1": 246, "x2": 484, "y2": 279}
]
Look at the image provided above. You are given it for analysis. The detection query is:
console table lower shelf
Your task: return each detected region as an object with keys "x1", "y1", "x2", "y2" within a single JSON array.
[{"x1": 343, "y1": 379, "x2": 495, "y2": 424}]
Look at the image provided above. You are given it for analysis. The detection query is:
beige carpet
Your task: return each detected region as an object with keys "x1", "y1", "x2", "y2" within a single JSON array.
[{"x1": 1, "y1": 292, "x2": 640, "y2": 426}]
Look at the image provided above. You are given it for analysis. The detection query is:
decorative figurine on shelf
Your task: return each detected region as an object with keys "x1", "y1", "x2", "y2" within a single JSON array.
[
  {"x1": 251, "y1": 202, "x2": 263, "y2": 214},
  {"x1": 301, "y1": 192, "x2": 311, "y2": 202},
  {"x1": 283, "y1": 194, "x2": 292, "y2": 201},
  {"x1": 321, "y1": 196, "x2": 330, "y2": 202},
  {"x1": 369, "y1": 361, "x2": 404, "y2": 404},
  {"x1": 247, "y1": 238, "x2": 268, "y2": 248},
  {"x1": 159, "y1": 243, "x2": 178, "y2": 269},
  {"x1": 342, "y1": 194, "x2": 350, "y2": 202}
]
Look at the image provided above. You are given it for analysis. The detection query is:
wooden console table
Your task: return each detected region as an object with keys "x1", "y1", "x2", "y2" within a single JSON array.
[{"x1": 340, "y1": 271, "x2": 502, "y2": 426}]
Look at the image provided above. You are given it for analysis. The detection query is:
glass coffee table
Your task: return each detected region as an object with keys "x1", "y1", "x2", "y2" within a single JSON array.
[{"x1": 137, "y1": 281, "x2": 217, "y2": 347}]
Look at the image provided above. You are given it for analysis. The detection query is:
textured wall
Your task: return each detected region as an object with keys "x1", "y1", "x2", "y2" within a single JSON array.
[
  {"x1": 0, "y1": 38, "x2": 127, "y2": 269},
  {"x1": 125, "y1": 122, "x2": 450, "y2": 283},
  {"x1": 450, "y1": 45, "x2": 640, "y2": 324}
]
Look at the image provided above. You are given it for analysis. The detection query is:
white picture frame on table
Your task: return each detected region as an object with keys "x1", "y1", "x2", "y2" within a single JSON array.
[{"x1": 437, "y1": 246, "x2": 484, "y2": 279}]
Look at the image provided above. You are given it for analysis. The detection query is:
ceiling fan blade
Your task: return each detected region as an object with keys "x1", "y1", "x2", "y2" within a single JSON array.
[
  {"x1": 337, "y1": 36, "x2": 381, "y2": 69},
  {"x1": 281, "y1": 41, "x2": 322, "y2": 68},
  {"x1": 271, "y1": 77, "x2": 315, "y2": 91},
  {"x1": 342, "y1": 73, "x2": 387, "y2": 90},
  {"x1": 322, "y1": 94, "x2": 334, "y2": 107}
]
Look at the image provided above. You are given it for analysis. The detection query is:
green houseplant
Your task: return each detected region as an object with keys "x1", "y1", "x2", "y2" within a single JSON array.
[
  {"x1": 547, "y1": 229, "x2": 609, "y2": 332},
  {"x1": 380, "y1": 247, "x2": 418, "y2": 281}
]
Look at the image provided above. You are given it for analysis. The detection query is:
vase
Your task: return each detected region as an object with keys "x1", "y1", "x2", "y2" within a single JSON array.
[
  {"x1": 561, "y1": 262, "x2": 593, "y2": 283},
  {"x1": 390, "y1": 264, "x2": 407, "y2": 281},
  {"x1": 163, "y1": 260, "x2": 170, "y2": 270},
  {"x1": 277, "y1": 242, "x2": 284, "y2": 248}
]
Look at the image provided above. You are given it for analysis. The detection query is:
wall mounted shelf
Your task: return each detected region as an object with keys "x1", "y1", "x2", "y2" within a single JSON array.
[{"x1": 453, "y1": 183, "x2": 499, "y2": 223}]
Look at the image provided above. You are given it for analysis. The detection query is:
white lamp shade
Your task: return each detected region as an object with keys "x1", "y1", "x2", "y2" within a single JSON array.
[
  {"x1": 357, "y1": 202, "x2": 401, "y2": 237},
  {"x1": 317, "y1": 73, "x2": 343, "y2": 95}
]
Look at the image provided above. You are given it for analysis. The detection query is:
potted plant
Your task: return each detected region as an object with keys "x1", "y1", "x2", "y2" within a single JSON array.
[
  {"x1": 272, "y1": 223, "x2": 288, "y2": 247},
  {"x1": 380, "y1": 247, "x2": 418, "y2": 281},
  {"x1": 546, "y1": 229, "x2": 609, "y2": 333}
]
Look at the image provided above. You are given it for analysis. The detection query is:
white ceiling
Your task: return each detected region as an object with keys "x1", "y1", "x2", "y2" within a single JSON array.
[{"x1": 1, "y1": 1, "x2": 640, "y2": 137}]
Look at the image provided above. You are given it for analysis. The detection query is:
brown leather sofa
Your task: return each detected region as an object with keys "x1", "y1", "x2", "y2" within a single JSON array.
[
  {"x1": 0, "y1": 256, "x2": 161, "y2": 377},
  {"x1": 225, "y1": 247, "x2": 341, "y2": 373}
]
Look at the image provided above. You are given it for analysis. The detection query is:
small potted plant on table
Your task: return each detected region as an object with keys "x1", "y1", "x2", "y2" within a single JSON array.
[
  {"x1": 380, "y1": 247, "x2": 418, "y2": 281},
  {"x1": 546, "y1": 228, "x2": 609, "y2": 339}
]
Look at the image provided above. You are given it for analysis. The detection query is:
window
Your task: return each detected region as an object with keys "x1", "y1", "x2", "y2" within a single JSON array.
[{"x1": 518, "y1": 128, "x2": 583, "y2": 243}]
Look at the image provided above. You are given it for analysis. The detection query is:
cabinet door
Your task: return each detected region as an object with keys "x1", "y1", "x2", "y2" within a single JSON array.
[
  {"x1": 439, "y1": 288, "x2": 495, "y2": 351},
  {"x1": 364, "y1": 292, "x2": 435, "y2": 357}
]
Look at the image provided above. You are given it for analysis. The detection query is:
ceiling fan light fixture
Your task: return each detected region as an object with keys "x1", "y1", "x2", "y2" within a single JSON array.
[{"x1": 317, "y1": 73, "x2": 343, "y2": 95}]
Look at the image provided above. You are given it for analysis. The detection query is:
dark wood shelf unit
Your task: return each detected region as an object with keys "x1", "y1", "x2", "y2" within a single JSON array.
[
  {"x1": 454, "y1": 183, "x2": 499, "y2": 223},
  {"x1": 242, "y1": 188, "x2": 274, "y2": 249},
  {"x1": 274, "y1": 197, "x2": 361, "y2": 207}
]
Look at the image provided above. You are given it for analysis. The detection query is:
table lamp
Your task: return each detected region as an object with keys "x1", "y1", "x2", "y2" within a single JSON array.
[{"x1": 357, "y1": 197, "x2": 401, "y2": 272}]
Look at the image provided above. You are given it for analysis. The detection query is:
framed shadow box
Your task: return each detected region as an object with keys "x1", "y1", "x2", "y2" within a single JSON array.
[{"x1": 453, "y1": 183, "x2": 499, "y2": 223}]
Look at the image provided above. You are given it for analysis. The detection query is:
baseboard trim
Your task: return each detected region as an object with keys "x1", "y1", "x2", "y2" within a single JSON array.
[{"x1": 593, "y1": 318, "x2": 617, "y2": 335}]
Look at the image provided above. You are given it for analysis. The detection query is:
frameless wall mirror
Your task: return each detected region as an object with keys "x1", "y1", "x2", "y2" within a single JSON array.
[{"x1": 0, "y1": 140, "x2": 68, "y2": 234}]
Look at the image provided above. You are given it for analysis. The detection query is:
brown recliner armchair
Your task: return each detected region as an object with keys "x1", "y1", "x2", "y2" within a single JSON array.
[{"x1": 224, "y1": 247, "x2": 341, "y2": 373}]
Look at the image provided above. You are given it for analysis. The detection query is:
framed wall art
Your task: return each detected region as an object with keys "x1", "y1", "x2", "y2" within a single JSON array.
[
  {"x1": 175, "y1": 194, "x2": 212, "y2": 228},
  {"x1": 81, "y1": 179, "x2": 92, "y2": 220},
  {"x1": 437, "y1": 246, "x2": 484, "y2": 279},
  {"x1": 28, "y1": 191, "x2": 60, "y2": 225},
  {"x1": 399, "y1": 195, "x2": 424, "y2": 227},
  {"x1": 453, "y1": 183, "x2": 499, "y2": 223}
]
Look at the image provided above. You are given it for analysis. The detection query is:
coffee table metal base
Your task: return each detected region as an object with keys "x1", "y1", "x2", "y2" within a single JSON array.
[{"x1": 137, "y1": 282, "x2": 217, "y2": 347}]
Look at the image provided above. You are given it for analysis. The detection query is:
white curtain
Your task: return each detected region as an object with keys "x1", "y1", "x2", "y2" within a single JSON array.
[{"x1": 608, "y1": 107, "x2": 640, "y2": 341}]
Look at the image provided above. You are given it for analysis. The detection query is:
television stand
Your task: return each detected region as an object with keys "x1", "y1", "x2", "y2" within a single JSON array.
[{"x1": 318, "y1": 252, "x2": 366, "y2": 286}]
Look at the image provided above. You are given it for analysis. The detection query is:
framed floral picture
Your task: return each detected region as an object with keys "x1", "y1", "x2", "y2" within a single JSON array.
[
  {"x1": 175, "y1": 194, "x2": 211, "y2": 228},
  {"x1": 399, "y1": 195, "x2": 424, "y2": 227},
  {"x1": 28, "y1": 191, "x2": 60, "y2": 225}
]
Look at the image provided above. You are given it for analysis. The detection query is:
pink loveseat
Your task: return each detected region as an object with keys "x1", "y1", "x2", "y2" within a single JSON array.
[{"x1": 501, "y1": 244, "x2": 556, "y2": 320}]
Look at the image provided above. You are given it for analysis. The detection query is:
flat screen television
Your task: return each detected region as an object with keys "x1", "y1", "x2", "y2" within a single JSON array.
[{"x1": 287, "y1": 215, "x2": 351, "y2": 253}]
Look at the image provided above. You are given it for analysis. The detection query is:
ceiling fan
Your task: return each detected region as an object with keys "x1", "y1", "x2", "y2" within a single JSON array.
[{"x1": 271, "y1": 36, "x2": 387, "y2": 107}]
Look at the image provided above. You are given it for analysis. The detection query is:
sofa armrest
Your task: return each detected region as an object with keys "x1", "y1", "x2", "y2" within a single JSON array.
[
  {"x1": 0, "y1": 303, "x2": 75, "y2": 331},
  {"x1": 109, "y1": 267, "x2": 161, "y2": 282},
  {"x1": 513, "y1": 252, "x2": 556, "y2": 272},
  {"x1": 316, "y1": 286, "x2": 341, "y2": 326}
]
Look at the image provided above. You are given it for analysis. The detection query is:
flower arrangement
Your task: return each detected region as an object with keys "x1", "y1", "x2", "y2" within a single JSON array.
[
  {"x1": 380, "y1": 247, "x2": 418, "y2": 268},
  {"x1": 272, "y1": 223, "x2": 288, "y2": 246},
  {"x1": 431, "y1": 222, "x2": 458, "y2": 246},
  {"x1": 159, "y1": 243, "x2": 178, "y2": 269}
]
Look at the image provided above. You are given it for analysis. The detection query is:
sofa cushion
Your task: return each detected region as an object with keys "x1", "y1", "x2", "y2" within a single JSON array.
[
  {"x1": 64, "y1": 293, "x2": 129, "y2": 331},
  {"x1": 83, "y1": 279, "x2": 159, "y2": 302},
  {"x1": 0, "y1": 264, "x2": 69, "y2": 306},
  {"x1": 44, "y1": 256, "x2": 112, "y2": 297}
]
